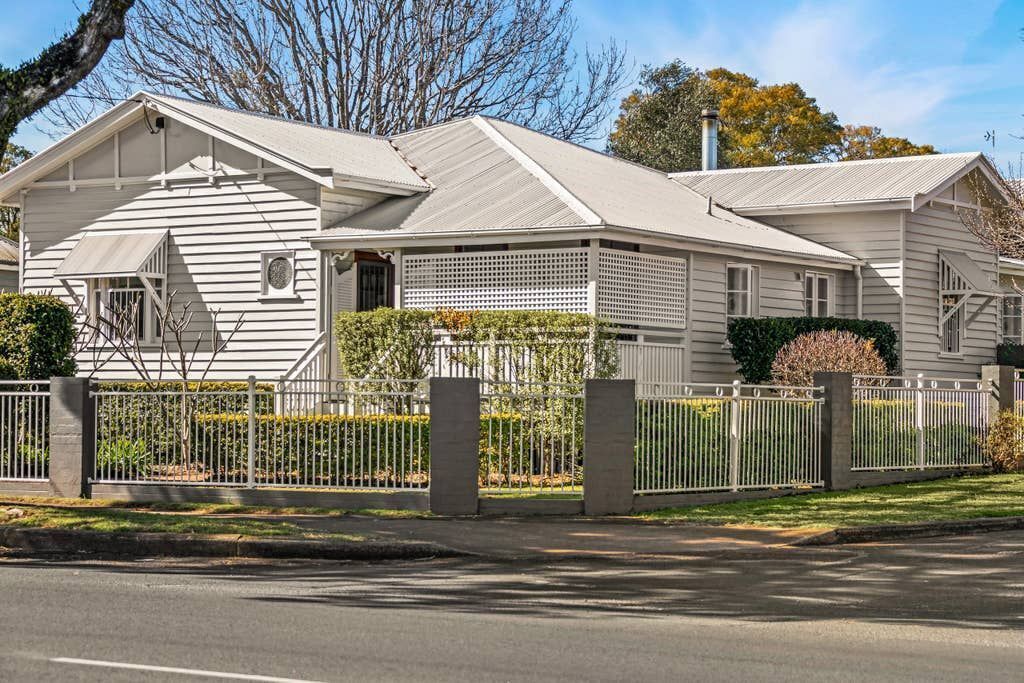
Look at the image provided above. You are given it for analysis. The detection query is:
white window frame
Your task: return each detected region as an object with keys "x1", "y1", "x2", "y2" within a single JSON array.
[
  {"x1": 88, "y1": 277, "x2": 163, "y2": 346},
  {"x1": 726, "y1": 263, "x2": 759, "y2": 326},
  {"x1": 804, "y1": 271, "x2": 834, "y2": 317},
  {"x1": 260, "y1": 250, "x2": 297, "y2": 299},
  {"x1": 1002, "y1": 294, "x2": 1023, "y2": 344}
]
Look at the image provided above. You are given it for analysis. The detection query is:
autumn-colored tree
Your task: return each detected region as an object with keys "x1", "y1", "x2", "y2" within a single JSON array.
[
  {"x1": 0, "y1": 144, "x2": 31, "y2": 240},
  {"x1": 609, "y1": 61, "x2": 935, "y2": 171},
  {"x1": 838, "y1": 125, "x2": 937, "y2": 160}
]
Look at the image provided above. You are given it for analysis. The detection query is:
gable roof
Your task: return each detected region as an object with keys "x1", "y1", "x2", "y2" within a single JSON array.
[
  {"x1": 316, "y1": 116, "x2": 859, "y2": 265},
  {"x1": 670, "y1": 153, "x2": 998, "y2": 213},
  {"x1": 0, "y1": 91, "x2": 429, "y2": 203},
  {"x1": 144, "y1": 93, "x2": 429, "y2": 192}
]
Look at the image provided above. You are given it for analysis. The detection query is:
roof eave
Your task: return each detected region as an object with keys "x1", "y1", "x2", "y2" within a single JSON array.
[{"x1": 731, "y1": 198, "x2": 914, "y2": 216}]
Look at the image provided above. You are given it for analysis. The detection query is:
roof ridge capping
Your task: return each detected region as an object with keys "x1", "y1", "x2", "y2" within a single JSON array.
[
  {"x1": 668, "y1": 151, "x2": 983, "y2": 177},
  {"x1": 140, "y1": 91, "x2": 393, "y2": 142}
]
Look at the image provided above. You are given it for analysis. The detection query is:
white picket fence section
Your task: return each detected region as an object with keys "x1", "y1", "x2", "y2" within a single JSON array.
[
  {"x1": 634, "y1": 381, "x2": 824, "y2": 494},
  {"x1": 852, "y1": 375, "x2": 989, "y2": 470},
  {"x1": 92, "y1": 379, "x2": 429, "y2": 490},
  {"x1": 0, "y1": 381, "x2": 50, "y2": 482}
]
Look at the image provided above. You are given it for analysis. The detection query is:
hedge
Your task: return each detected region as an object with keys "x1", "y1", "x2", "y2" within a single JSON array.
[
  {"x1": 95, "y1": 410, "x2": 584, "y2": 488},
  {"x1": 996, "y1": 342, "x2": 1024, "y2": 368},
  {"x1": 726, "y1": 317, "x2": 899, "y2": 384},
  {"x1": 334, "y1": 308, "x2": 618, "y2": 383},
  {"x1": 0, "y1": 293, "x2": 76, "y2": 379}
]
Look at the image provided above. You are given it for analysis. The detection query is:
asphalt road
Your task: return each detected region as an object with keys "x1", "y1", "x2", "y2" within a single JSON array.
[{"x1": 2, "y1": 531, "x2": 1024, "y2": 682}]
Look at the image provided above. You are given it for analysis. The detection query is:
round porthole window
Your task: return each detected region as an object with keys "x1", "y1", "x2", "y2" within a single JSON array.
[{"x1": 267, "y1": 256, "x2": 293, "y2": 291}]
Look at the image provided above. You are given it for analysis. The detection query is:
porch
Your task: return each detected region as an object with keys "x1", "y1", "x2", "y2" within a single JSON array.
[{"x1": 291, "y1": 239, "x2": 692, "y2": 387}]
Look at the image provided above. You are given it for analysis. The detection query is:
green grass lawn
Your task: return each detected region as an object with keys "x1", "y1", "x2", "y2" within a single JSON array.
[{"x1": 642, "y1": 474, "x2": 1024, "y2": 529}]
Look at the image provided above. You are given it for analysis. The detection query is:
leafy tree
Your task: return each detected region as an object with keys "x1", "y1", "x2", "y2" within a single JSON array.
[
  {"x1": 838, "y1": 125, "x2": 937, "y2": 160},
  {"x1": 0, "y1": 144, "x2": 31, "y2": 240},
  {"x1": 45, "y1": 0, "x2": 627, "y2": 144},
  {"x1": 607, "y1": 62, "x2": 717, "y2": 172},
  {"x1": 609, "y1": 61, "x2": 934, "y2": 171},
  {"x1": 0, "y1": 0, "x2": 135, "y2": 164}
]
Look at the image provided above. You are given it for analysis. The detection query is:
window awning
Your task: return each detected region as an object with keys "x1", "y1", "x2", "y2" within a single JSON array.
[
  {"x1": 939, "y1": 250, "x2": 1001, "y2": 297},
  {"x1": 55, "y1": 230, "x2": 168, "y2": 280}
]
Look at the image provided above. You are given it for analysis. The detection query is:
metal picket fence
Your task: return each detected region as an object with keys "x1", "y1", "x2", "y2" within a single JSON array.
[
  {"x1": 634, "y1": 381, "x2": 823, "y2": 494},
  {"x1": 852, "y1": 374, "x2": 989, "y2": 470},
  {"x1": 478, "y1": 380, "x2": 585, "y2": 494},
  {"x1": 92, "y1": 379, "x2": 429, "y2": 489},
  {"x1": 0, "y1": 381, "x2": 50, "y2": 481}
]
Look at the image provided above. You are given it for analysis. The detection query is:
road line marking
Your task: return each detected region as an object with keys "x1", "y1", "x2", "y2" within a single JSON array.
[{"x1": 50, "y1": 657, "x2": 327, "y2": 682}]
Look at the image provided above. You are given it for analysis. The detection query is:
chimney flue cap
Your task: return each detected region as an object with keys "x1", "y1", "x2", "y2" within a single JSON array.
[{"x1": 700, "y1": 109, "x2": 719, "y2": 120}]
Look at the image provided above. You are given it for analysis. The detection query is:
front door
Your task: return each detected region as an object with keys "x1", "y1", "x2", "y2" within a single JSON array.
[{"x1": 357, "y1": 260, "x2": 393, "y2": 311}]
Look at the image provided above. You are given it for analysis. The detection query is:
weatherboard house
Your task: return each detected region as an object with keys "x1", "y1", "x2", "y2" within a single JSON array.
[{"x1": 0, "y1": 93, "x2": 1013, "y2": 384}]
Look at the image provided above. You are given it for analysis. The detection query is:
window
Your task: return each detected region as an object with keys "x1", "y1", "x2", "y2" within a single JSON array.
[
  {"x1": 357, "y1": 260, "x2": 393, "y2": 311},
  {"x1": 90, "y1": 277, "x2": 163, "y2": 345},
  {"x1": 941, "y1": 294, "x2": 963, "y2": 355},
  {"x1": 1003, "y1": 295, "x2": 1023, "y2": 343},
  {"x1": 260, "y1": 251, "x2": 296, "y2": 298},
  {"x1": 804, "y1": 272, "x2": 833, "y2": 317},
  {"x1": 726, "y1": 264, "x2": 757, "y2": 323}
]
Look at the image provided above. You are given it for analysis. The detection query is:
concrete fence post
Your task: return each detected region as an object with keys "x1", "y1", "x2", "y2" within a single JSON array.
[
  {"x1": 429, "y1": 377, "x2": 480, "y2": 516},
  {"x1": 981, "y1": 365, "x2": 1016, "y2": 418},
  {"x1": 48, "y1": 376, "x2": 95, "y2": 498},
  {"x1": 583, "y1": 379, "x2": 635, "y2": 516},
  {"x1": 814, "y1": 372, "x2": 853, "y2": 491}
]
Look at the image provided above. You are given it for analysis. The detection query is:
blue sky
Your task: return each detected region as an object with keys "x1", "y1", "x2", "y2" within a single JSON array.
[{"x1": 5, "y1": 0, "x2": 1024, "y2": 167}]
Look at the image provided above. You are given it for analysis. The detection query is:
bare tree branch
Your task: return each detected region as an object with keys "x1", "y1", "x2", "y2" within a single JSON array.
[
  {"x1": 0, "y1": 0, "x2": 135, "y2": 161},
  {"x1": 41, "y1": 0, "x2": 628, "y2": 144}
]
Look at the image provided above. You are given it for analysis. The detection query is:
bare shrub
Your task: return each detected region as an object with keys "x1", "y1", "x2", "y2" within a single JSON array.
[
  {"x1": 984, "y1": 410, "x2": 1024, "y2": 473},
  {"x1": 771, "y1": 329, "x2": 886, "y2": 387}
]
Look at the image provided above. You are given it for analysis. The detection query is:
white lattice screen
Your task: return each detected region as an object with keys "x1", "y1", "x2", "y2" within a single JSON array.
[
  {"x1": 402, "y1": 248, "x2": 589, "y2": 312},
  {"x1": 597, "y1": 249, "x2": 687, "y2": 328}
]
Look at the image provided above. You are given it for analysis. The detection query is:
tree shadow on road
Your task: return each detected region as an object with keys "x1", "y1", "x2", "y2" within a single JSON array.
[{"x1": 4, "y1": 531, "x2": 1024, "y2": 631}]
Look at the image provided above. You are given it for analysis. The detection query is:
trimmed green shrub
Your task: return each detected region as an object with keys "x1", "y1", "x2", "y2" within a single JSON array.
[
  {"x1": 334, "y1": 309, "x2": 435, "y2": 380},
  {"x1": 996, "y1": 342, "x2": 1024, "y2": 368},
  {"x1": 0, "y1": 293, "x2": 76, "y2": 379},
  {"x1": 727, "y1": 317, "x2": 899, "y2": 384},
  {"x1": 333, "y1": 308, "x2": 618, "y2": 383}
]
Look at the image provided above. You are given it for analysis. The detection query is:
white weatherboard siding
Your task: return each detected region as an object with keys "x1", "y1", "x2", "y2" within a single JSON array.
[
  {"x1": 760, "y1": 210, "x2": 903, "y2": 334},
  {"x1": 19, "y1": 118, "x2": 354, "y2": 380},
  {"x1": 903, "y1": 203, "x2": 999, "y2": 376},
  {"x1": 689, "y1": 253, "x2": 848, "y2": 382}
]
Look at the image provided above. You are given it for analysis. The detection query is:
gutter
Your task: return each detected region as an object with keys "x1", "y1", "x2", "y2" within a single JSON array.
[
  {"x1": 854, "y1": 265, "x2": 863, "y2": 318},
  {"x1": 306, "y1": 223, "x2": 864, "y2": 270}
]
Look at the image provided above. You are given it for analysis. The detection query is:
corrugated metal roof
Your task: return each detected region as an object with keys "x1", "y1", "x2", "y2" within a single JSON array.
[
  {"x1": 321, "y1": 118, "x2": 588, "y2": 236},
  {"x1": 670, "y1": 153, "x2": 984, "y2": 210},
  {"x1": 55, "y1": 231, "x2": 166, "y2": 278},
  {"x1": 144, "y1": 93, "x2": 430, "y2": 191},
  {"x1": 0, "y1": 236, "x2": 16, "y2": 266},
  {"x1": 322, "y1": 116, "x2": 857, "y2": 263},
  {"x1": 940, "y1": 250, "x2": 1000, "y2": 295}
]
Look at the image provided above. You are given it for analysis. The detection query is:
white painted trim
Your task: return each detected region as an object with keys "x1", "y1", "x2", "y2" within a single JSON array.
[
  {"x1": 586, "y1": 238, "x2": 599, "y2": 315},
  {"x1": 113, "y1": 131, "x2": 121, "y2": 191},
  {"x1": 308, "y1": 225, "x2": 861, "y2": 270},
  {"x1": 17, "y1": 191, "x2": 25, "y2": 293},
  {"x1": 734, "y1": 198, "x2": 913, "y2": 216},
  {"x1": 472, "y1": 117, "x2": 603, "y2": 225},
  {"x1": 899, "y1": 210, "x2": 906, "y2": 368}
]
